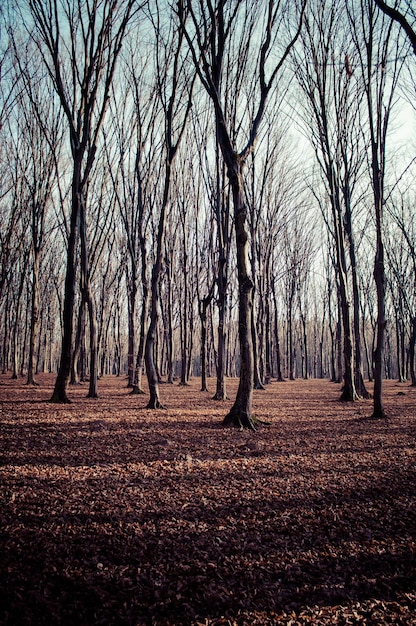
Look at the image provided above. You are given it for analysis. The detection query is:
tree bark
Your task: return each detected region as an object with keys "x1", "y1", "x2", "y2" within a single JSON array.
[
  {"x1": 50, "y1": 170, "x2": 81, "y2": 403},
  {"x1": 223, "y1": 160, "x2": 255, "y2": 430},
  {"x1": 409, "y1": 317, "x2": 416, "y2": 387},
  {"x1": 27, "y1": 247, "x2": 40, "y2": 385}
]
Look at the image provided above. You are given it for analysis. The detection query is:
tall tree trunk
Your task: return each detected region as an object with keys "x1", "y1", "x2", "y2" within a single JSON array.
[
  {"x1": 272, "y1": 286, "x2": 284, "y2": 382},
  {"x1": 145, "y1": 160, "x2": 171, "y2": 408},
  {"x1": 166, "y1": 259, "x2": 174, "y2": 384},
  {"x1": 126, "y1": 269, "x2": 137, "y2": 388},
  {"x1": 372, "y1": 205, "x2": 386, "y2": 417},
  {"x1": 199, "y1": 287, "x2": 213, "y2": 392},
  {"x1": 345, "y1": 197, "x2": 371, "y2": 398},
  {"x1": 335, "y1": 291, "x2": 343, "y2": 384},
  {"x1": 288, "y1": 291, "x2": 295, "y2": 381},
  {"x1": 252, "y1": 305, "x2": 265, "y2": 389},
  {"x1": 70, "y1": 298, "x2": 85, "y2": 385},
  {"x1": 264, "y1": 290, "x2": 272, "y2": 383},
  {"x1": 50, "y1": 166, "x2": 81, "y2": 403},
  {"x1": 86, "y1": 290, "x2": 98, "y2": 398},
  {"x1": 79, "y1": 199, "x2": 98, "y2": 399},
  {"x1": 213, "y1": 290, "x2": 228, "y2": 400},
  {"x1": 131, "y1": 283, "x2": 149, "y2": 395},
  {"x1": 223, "y1": 161, "x2": 255, "y2": 430},
  {"x1": 27, "y1": 248, "x2": 40, "y2": 385},
  {"x1": 409, "y1": 317, "x2": 416, "y2": 387},
  {"x1": 179, "y1": 249, "x2": 189, "y2": 386}
]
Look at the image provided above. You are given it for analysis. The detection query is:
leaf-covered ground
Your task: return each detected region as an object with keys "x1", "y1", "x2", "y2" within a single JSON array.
[{"x1": 0, "y1": 374, "x2": 415, "y2": 625}]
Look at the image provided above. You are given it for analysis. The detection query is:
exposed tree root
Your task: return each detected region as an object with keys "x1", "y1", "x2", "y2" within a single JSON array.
[
  {"x1": 339, "y1": 386, "x2": 358, "y2": 402},
  {"x1": 146, "y1": 399, "x2": 166, "y2": 409},
  {"x1": 130, "y1": 386, "x2": 145, "y2": 395},
  {"x1": 223, "y1": 410, "x2": 257, "y2": 431},
  {"x1": 251, "y1": 416, "x2": 271, "y2": 426},
  {"x1": 369, "y1": 408, "x2": 387, "y2": 419},
  {"x1": 49, "y1": 393, "x2": 72, "y2": 404},
  {"x1": 212, "y1": 390, "x2": 228, "y2": 400}
]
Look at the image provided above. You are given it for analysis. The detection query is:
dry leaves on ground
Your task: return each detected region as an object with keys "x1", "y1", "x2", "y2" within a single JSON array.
[{"x1": 0, "y1": 374, "x2": 415, "y2": 625}]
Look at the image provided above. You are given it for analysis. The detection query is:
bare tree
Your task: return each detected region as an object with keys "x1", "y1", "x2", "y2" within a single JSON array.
[
  {"x1": 179, "y1": 0, "x2": 305, "y2": 429},
  {"x1": 374, "y1": 0, "x2": 416, "y2": 53},
  {"x1": 294, "y1": 0, "x2": 372, "y2": 400},
  {"x1": 349, "y1": 0, "x2": 408, "y2": 417},
  {"x1": 105, "y1": 42, "x2": 159, "y2": 392},
  {"x1": 144, "y1": 2, "x2": 194, "y2": 408},
  {"x1": 25, "y1": 0, "x2": 138, "y2": 402}
]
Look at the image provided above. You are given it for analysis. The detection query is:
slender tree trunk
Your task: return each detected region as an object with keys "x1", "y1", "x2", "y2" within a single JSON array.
[
  {"x1": 79, "y1": 199, "x2": 98, "y2": 399},
  {"x1": 166, "y1": 261, "x2": 174, "y2": 384},
  {"x1": 187, "y1": 292, "x2": 195, "y2": 381},
  {"x1": 336, "y1": 292, "x2": 343, "y2": 384},
  {"x1": 179, "y1": 250, "x2": 189, "y2": 386},
  {"x1": 71, "y1": 298, "x2": 85, "y2": 385},
  {"x1": 11, "y1": 258, "x2": 27, "y2": 379},
  {"x1": 27, "y1": 248, "x2": 40, "y2": 385},
  {"x1": 264, "y1": 292, "x2": 272, "y2": 383},
  {"x1": 213, "y1": 294, "x2": 228, "y2": 400},
  {"x1": 252, "y1": 303, "x2": 265, "y2": 389},
  {"x1": 346, "y1": 205, "x2": 371, "y2": 398},
  {"x1": 288, "y1": 293, "x2": 295, "y2": 381},
  {"x1": 131, "y1": 283, "x2": 149, "y2": 395},
  {"x1": 199, "y1": 289, "x2": 213, "y2": 392},
  {"x1": 200, "y1": 304, "x2": 208, "y2": 392},
  {"x1": 409, "y1": 317, "x2": 416, "y2": 386},
  {"x1": 272, "y1": 287, "x2": 284, "y2": 382},
  {"x1": 86, "y1": 290, "x2": 98, "y2": 398},
  {"x1": 145, "y1": 158, "x2": 172, "y2": 408},
  {"x1": 126, "y1": 271, "x2": 137, "y2": 388},
  {"x1": 338, "y1": 267, "x2": 356, "y2": 401}
]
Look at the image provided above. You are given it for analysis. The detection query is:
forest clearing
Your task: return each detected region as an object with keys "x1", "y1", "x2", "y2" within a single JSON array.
[{"x1": 1, "y1": 374, "x2": 415, "y2": 625}]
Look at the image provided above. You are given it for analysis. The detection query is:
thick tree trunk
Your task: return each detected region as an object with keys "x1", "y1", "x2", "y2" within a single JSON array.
[
  {"x1": 145, "y1": 311, "x2": 164, "y2": 408},
  {"x1": 370, "y1": 135, "x2": 387, "y2": 417},
  {"x1": 223, "y1": 161, "x2": 255, "y2": 430},
  {"x1": 372, "y1": 245, "x2": 387, "y2": 417},
  {"x1": 50, "y1": 167, "x2": 81, "y2": 404}
]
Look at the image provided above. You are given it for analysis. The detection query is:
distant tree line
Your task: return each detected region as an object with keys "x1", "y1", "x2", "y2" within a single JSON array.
[{"x1": 0, "y1": 0, "x2": 415, "y2": 425}]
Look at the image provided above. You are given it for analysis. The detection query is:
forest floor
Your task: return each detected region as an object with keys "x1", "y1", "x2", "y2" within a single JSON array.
[{"x1": 0, "y1": 374, "x2": 415, "y2": 626}]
